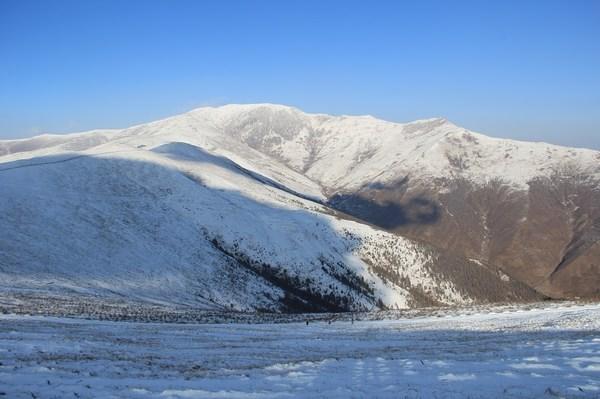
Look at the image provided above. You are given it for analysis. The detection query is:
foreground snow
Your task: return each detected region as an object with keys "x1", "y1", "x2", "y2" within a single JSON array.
[{"x1": 1, "y1": 303, "x2": 600, "y2": 398}]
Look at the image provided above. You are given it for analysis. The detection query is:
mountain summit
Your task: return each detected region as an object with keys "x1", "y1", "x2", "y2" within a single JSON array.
[{"x1": 1, "y1": 104, "x2": 598, "y2": 309}]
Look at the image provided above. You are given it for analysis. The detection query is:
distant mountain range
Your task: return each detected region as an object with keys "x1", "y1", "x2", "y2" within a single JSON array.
[{"x1": 1, "y1": 104, "x2": 598, "y2": 311}]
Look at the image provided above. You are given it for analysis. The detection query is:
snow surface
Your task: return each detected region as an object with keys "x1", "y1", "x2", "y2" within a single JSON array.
[
  {"x1": 1, "y1": 103, "x2": 597, "y2": 309},
  {"x1": 154, "y1": 104, "x2": 600, "y2": 190},
  {"x1": 0, "y1": 114, "x2": 492, "y2": 310},
  {"x1": 2, "y1": 103, "x2": 599, "y2": 193},
  {"x1": 1, "y1": 303, "x2": 600, "y2": 398}
]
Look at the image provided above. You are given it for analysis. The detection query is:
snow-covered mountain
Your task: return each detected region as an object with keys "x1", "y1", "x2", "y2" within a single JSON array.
[
  {"x1": 1, "y1": 103, "x2": 597, "y2": 309},
  {"x1": 3, "y1": 104, "x2": 598, "y2": 192}
]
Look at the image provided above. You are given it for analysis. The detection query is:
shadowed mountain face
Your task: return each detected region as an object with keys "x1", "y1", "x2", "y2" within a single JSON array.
[
  {"x1": 0, "y1": 104, "x2": 598, "y2": 306},
  {"x1": 0, "y1": 146, "x2": 539, "y2": 312},
  {"x1": 201, "y1": 105, "x2": 600, "y2": 300},
  {"x1": 329, "y1": 173, "x2": 600, "y2": 299}
]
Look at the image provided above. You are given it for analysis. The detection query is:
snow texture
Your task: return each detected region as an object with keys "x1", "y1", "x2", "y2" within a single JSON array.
[
  {"x1": 2, "y1": 104, "x2": 599, "y2": 192},
  {"x1": 1, "y1": 303, "x2": 599, "y2": 398},
  {"x1": 1, "y1": 103, "x2": 597, "y2": 309}
]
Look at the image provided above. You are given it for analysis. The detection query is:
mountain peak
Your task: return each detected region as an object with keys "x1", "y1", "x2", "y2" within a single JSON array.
[
  {"x1": 411, "y1": 117, "x2": 448, "y2": 124},
  {"x1": 189, "y1": 103, "x2": 302, "y2": 117}
]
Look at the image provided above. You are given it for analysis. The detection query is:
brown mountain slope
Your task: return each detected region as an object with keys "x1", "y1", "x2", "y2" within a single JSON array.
[{"x1": 329, "y1": 169, "x2": 600, "y2": 299}]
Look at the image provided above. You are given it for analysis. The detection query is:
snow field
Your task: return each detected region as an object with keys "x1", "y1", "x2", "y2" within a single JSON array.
[{"x1": 1, "y1": 303, "x2": 599, "y2": 398}]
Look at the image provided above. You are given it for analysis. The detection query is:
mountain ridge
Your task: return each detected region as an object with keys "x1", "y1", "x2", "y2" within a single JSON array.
[{"x1": 1, "y1": 104, "x2": 598, "y2": 304}]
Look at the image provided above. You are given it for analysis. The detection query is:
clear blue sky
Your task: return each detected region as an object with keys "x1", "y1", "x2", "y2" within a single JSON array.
[{"x1": 1, "y1": 0, "x2": 599, "y2": 149}]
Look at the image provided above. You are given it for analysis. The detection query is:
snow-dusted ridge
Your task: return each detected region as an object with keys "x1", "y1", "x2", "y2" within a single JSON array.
[
  {"x1": 181, "y1": 104, "x2": 600, "y2": 190},
  {"x1": 2, "y1": 103, "x2": 596, "y2": 309},
  {"x1": 2, "y1": 103, "x2": 599, "y2": 191},
  {"x1": 3, "y1": 135, "x2": 515, "y2": 310}
]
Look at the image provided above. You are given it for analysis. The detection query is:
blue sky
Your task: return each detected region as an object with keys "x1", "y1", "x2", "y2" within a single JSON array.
[{"x1": 1, "y1": 0, "x2": 599, "y2": 149}]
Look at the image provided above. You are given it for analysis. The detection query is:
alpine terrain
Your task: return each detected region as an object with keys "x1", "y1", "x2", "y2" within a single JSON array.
[{"x1": 2, "y1": 104, "x2": 599, "y2": 311}]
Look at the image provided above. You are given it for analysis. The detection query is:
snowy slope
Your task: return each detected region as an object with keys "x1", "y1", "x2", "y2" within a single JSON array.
[
  {"x1": 141, "y1": 103, "x2": 600, "y2": 191},
  {"x1": 1, "y1": 136, "x2": 531, "y2": 310},
  {"x1": 4, "y1": 104, "x2": 598, "y2": 193},
  {"x1": 4, "y1": 103, "x2": 594, "y2": 308}
]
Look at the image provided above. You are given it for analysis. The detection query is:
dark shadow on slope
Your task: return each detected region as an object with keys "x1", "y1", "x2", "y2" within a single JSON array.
[
  {"x1": 327, "y1": 177, "x2": 441, "y2": 230},
  {"x1": 152, "y1": 142, "x2": 324, "y2": 204},
  {"x1": 0, "y1": 151, "x2": 373, "y2": 312},
  {"x1": 0, "y1": 151, "x2": 538, "y2": 313}
]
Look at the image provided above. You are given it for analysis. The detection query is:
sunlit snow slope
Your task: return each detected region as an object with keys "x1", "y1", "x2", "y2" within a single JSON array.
[{"x1": 4, "y1": 104, "x2": 593, "y2": 309}]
